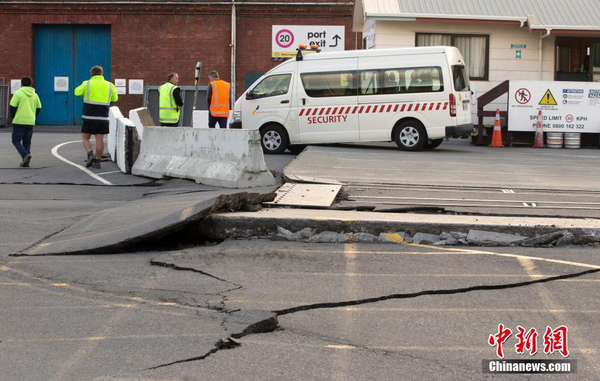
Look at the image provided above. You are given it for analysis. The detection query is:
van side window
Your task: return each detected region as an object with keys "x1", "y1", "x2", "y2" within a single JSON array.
[
  {"x1": 360, "y1": 71, "x2": 380, "y2": 95},
  {"x1": 250, "y1": 74, "x2": 292, "y2": 99},
  {"x1": 380, "y1": 67, "x2": 444, "y2": 94},
  {"x1": 300, "y1": 71, "x2": 357, "y2": 97}
]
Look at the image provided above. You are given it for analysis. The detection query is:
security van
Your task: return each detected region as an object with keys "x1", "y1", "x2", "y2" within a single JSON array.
[{"x1": 230, "y1": 46, "x2": 474, "y2": 154}]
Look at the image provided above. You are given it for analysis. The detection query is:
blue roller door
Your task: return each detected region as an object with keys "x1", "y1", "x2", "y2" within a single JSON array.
[{"x1": 34, "y1": 25, "x2": 111, "y2": 125}]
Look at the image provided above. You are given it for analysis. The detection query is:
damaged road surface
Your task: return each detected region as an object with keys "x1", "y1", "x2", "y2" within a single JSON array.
[
  {"x1": 18, "y1": 190, "x2": 275, "y2": 256},
  {"x1": 2, "y1": 132, "x2": 600, "y2": 380},
  {"x1": 3, "y1": 236, "x2": 600, "y2": 380},
  {"x1": 140, "y1": 240, "x2": 599, "y2": 381}
]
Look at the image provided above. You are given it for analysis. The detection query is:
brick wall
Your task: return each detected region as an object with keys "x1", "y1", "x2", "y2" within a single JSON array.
[{"x1": 0, "y1": 2, "x2": 356, "y2": 118}]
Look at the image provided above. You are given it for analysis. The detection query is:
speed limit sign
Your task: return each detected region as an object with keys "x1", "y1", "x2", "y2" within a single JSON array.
[{"x1": 275, "y1": 29, "x2": 295, "y2": 49}]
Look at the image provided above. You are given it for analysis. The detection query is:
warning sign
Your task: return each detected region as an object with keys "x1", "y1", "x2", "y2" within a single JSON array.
[
  {"x1": 539, "y1": 89, "x2": 558, "y2": 105},
  {"x1": 509, "y1": 81, "x2": 600, "y2": 133}
]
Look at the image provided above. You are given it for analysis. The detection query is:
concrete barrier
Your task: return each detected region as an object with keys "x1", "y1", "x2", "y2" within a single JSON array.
[
  {"x1": 132, "y1": 127, "x2": 275, "y2": 188},
  {"x1": 108, "y1": 106, "x2": 140, "y2": 174},
  {"x1": 128, "y1": 107, "x2": 155, "y2": 138},
  {"x1": 193, "y1": 110, "x2": 233, "y2": 129},
  {"x1": 107, "y1": 106, "x2": 123, "y2": 161}
]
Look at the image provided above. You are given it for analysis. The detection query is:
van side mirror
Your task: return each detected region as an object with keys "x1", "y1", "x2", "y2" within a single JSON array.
[{"x1": 246, "y1": 92, "x2": 255, "y2": 100}]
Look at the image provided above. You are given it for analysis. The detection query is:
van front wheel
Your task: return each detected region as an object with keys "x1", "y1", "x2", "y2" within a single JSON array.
[
  {"x1": 394, "y1": 122, "x2": 426, "y2": 151},
  {"x1": 260, "y1": 124, "x2": 288, "y2": 154}
]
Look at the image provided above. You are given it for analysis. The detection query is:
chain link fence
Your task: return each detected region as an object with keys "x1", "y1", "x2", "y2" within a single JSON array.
[
  {"x1": 143, "y1": 86, "x2": 209, "y2": 127},
  {"x1": 0, "y1": 78, "x2": 9, "y2": 127}
]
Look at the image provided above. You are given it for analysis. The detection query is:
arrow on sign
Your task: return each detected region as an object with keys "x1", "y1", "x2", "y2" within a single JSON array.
[{"x1": 329, "y1": 34, "x2": 341, "y2": 48}]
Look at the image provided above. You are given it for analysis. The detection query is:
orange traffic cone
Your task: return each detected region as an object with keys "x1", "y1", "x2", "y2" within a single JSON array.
[
  {"x1": 490, "y1": 109, "x2": 504, "y2": 148},
  {"x1": 533, "y1": 110, "x2": 544, "y2": 148}
]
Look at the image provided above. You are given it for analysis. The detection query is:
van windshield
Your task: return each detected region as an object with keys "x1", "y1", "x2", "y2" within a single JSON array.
[{"x1": 452, "y1": 65, "x2": 470, "y2": 92}]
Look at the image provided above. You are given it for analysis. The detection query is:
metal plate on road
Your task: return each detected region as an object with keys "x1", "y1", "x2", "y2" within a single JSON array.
[{"x1": 265, "y1": 183, "x2": 342, "y2": 208}]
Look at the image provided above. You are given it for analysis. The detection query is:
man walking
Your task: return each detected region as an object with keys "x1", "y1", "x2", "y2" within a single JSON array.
[
  {"x1": 10, "y1": 76, "x2": 41, "y2": 167},
  {"x1": 159, "y1": 73, "x2": 183, "y2": 126},
  {"x1": 207, "y1": 71, "x2": 230, "y2": 129},
  {"x1": 74, "y1": 66, "x2": 117, "y2": 169}
]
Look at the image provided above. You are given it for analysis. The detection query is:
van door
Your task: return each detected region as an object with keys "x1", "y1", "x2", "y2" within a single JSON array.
[
  {"x1": 296, "y1": 58, "x2": 359, "y2": 144},
  {"x1": 451, "y1": 65, "x2": 472, "y2": 126},
  {"x1": 242, "y1": 72, "x2": 294, "y2": 131}
]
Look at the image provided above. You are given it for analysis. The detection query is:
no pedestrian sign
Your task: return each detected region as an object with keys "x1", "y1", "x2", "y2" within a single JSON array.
[{"x1": 272, "y1": 25, "x2": 345, "y2": 60}]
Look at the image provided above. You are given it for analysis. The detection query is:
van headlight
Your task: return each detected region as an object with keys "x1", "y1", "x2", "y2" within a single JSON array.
[{"x1": 232, "y1": 111, "x2": 241, "y2": 121}]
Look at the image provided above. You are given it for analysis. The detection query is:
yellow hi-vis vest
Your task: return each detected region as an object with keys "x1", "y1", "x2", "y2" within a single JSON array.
[
  {"x1": 159, "y1": 82, "x2": 180, "y2": 124},
  {"x1": 74, "y1": 75, "x2": 117, "y2": 123},
  {"x1": 209, "y1": 80, "x2": 230, "y2": 118}
]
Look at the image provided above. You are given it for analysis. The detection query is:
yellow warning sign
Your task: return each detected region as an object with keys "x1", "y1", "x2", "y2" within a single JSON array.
[{"x1": 539, "y1": 89, "x2": 558, "y2": 105}]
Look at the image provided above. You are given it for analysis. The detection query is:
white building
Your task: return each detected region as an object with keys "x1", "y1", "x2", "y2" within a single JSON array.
[{"x1": 353, "y1": 0, "x2": 600, "y2": 121}]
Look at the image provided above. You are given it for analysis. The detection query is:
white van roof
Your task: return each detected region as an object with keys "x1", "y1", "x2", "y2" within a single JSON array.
[{"x1": 302, "y1": 46, "x2": 456, "y2": 61}]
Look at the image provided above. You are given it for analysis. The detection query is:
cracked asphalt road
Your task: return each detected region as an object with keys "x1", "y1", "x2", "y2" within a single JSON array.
[{"x1": 1, "y1": 130, "x2": 599, "y2": 380}]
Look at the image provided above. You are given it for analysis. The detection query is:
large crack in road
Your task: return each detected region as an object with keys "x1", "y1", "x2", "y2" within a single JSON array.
[{"x1": 143, "y1": 256, "x2": 600, "y2": 371}]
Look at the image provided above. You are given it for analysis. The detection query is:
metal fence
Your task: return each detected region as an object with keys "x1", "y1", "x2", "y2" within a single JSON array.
[
  {"x1": 0, "y1": 84, "x2": 9, "y2": 127},
  {"x1": 143, "y1": 85, "x2": 209, "y2": 127}
]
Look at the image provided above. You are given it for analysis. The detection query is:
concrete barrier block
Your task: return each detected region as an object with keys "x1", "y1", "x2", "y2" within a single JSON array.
[
  {"x1": 129, "y1": 107, "x2": 155, "y2": 138},
  {"x1": 132, "y1": 127, "x2": 275, "y2": 188},
  {"x1": 193, "y1": 110, "x2": 209, "y2": 128},
  {"x1": 108, "y1": 106, "x2": 124, "y2": 162},
  {"x1": 193, "y1": 110, "x2": 233, "y2": 129}
]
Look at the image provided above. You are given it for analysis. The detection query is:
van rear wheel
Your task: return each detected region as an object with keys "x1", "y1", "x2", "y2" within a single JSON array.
[
  {"x1": 260, "y1": 124, "x2": 288, "y2": 154},
  {"x1": 394, "y1": 121, "x2": 427, "y2": 151},
  {"x1": 425, "y1": 138, "x2": 443, "y2": 149}
]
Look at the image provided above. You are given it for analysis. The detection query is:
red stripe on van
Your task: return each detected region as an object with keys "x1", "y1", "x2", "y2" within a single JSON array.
[
  {"x1": 359, "y1": 106, "x2": 365, "y2": 114},
  {"x1": 429, "y1": 103, "x2": 434, "y2": 111},
  {"x1": 312, "y1": 108, "x2": 319, "y2": 116},
  {"x1": 299, "y1": 109, "x2": 305, "y2": 116},
  {"x1": 345, "y1": 106, "x2": 351, "y2": 114},
  {"x1": 407, "y1": 104, "x2": 413, "y2": 112},
  {"x1": 400, "y1": 104, "x2": 406, "y2": 112},
  {"x1": 386, "y1": 105, "x2": 392, "y2": 112},
  {"x1": 414, "y1": 103, "x2": 420, "y2": 111},
  {"x1": 378, "y1": 105, "x2": 384, "y2": 112},
  {"x1": 372, "y1": 106, "x2": 379, "y2": 113},
  {"x1": 331, "y1": 107, "x2": 338, "y2": 114},
  {"x1": 393, "y1": 104, "x2": 399, "y2": 112},
  {"x1": 436, "y1": 103, "x2": 441, "y2": 111},
  {"x1": 352, "y1": 106, "x2": 359, "y2": 114},
  {"x1": 319, "y1": 108, "x2": 326, "y2": 116},
  {"x1": 324, "y1": 107, "x2": 330, "y2": 115},
  {"x1": 419, "y1": 103, "x2": 426, "y2": 111},
  {"x1": 365, "y1": 106, "x2": 371, "y2": 113},
  {"x1": 443, "y1": 102, "x2": 448, "y2": 110}
]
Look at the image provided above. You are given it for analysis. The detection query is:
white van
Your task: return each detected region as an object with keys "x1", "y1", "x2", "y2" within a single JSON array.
[{"x1": 230, "y1": 46, "x2": 473, "y2": 154}]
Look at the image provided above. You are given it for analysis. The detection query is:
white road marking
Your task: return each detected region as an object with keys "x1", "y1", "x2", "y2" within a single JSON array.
[
  {"x1": 51, "y1": 141, "x2": 113, "y2": 186},
  {"x1": 96, "y1": 170, "x2": 120, "y2": 176}
]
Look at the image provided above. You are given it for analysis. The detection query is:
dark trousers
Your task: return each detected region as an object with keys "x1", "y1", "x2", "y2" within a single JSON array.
[
  {"x1": 12, "y1": 124, "x2": 33, "y2": 158},
  {"x1": 208, "y1": 113, "x2": 228, "y2": 129},
  {"x1": 160, "y1": 122, "x2": 179, "y2": 127}
]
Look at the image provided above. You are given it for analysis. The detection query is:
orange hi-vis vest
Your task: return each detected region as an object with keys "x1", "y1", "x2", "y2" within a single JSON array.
[{"x1": 209, "y1": 80, "x2": 231, "y2": 118}]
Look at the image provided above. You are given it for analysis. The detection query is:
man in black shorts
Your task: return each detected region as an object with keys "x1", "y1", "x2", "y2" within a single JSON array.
[{"x1": 74, "y1": 66, "x2": 118, "y2": 169}]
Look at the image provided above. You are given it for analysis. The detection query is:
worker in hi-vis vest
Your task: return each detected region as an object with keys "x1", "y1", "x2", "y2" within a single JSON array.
[
  {"x1": 74, "y1": 65, "x2": 118, "y2": 170},
  {"x1": 207, "y1": 70, "x2": 230, "y2": 129},
  {"x1": 159, "y1": 72, "x2": 183, "y2": 127},
  {"x1": 9, "y1": 76, "x2": 41, "y2": 168}
]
